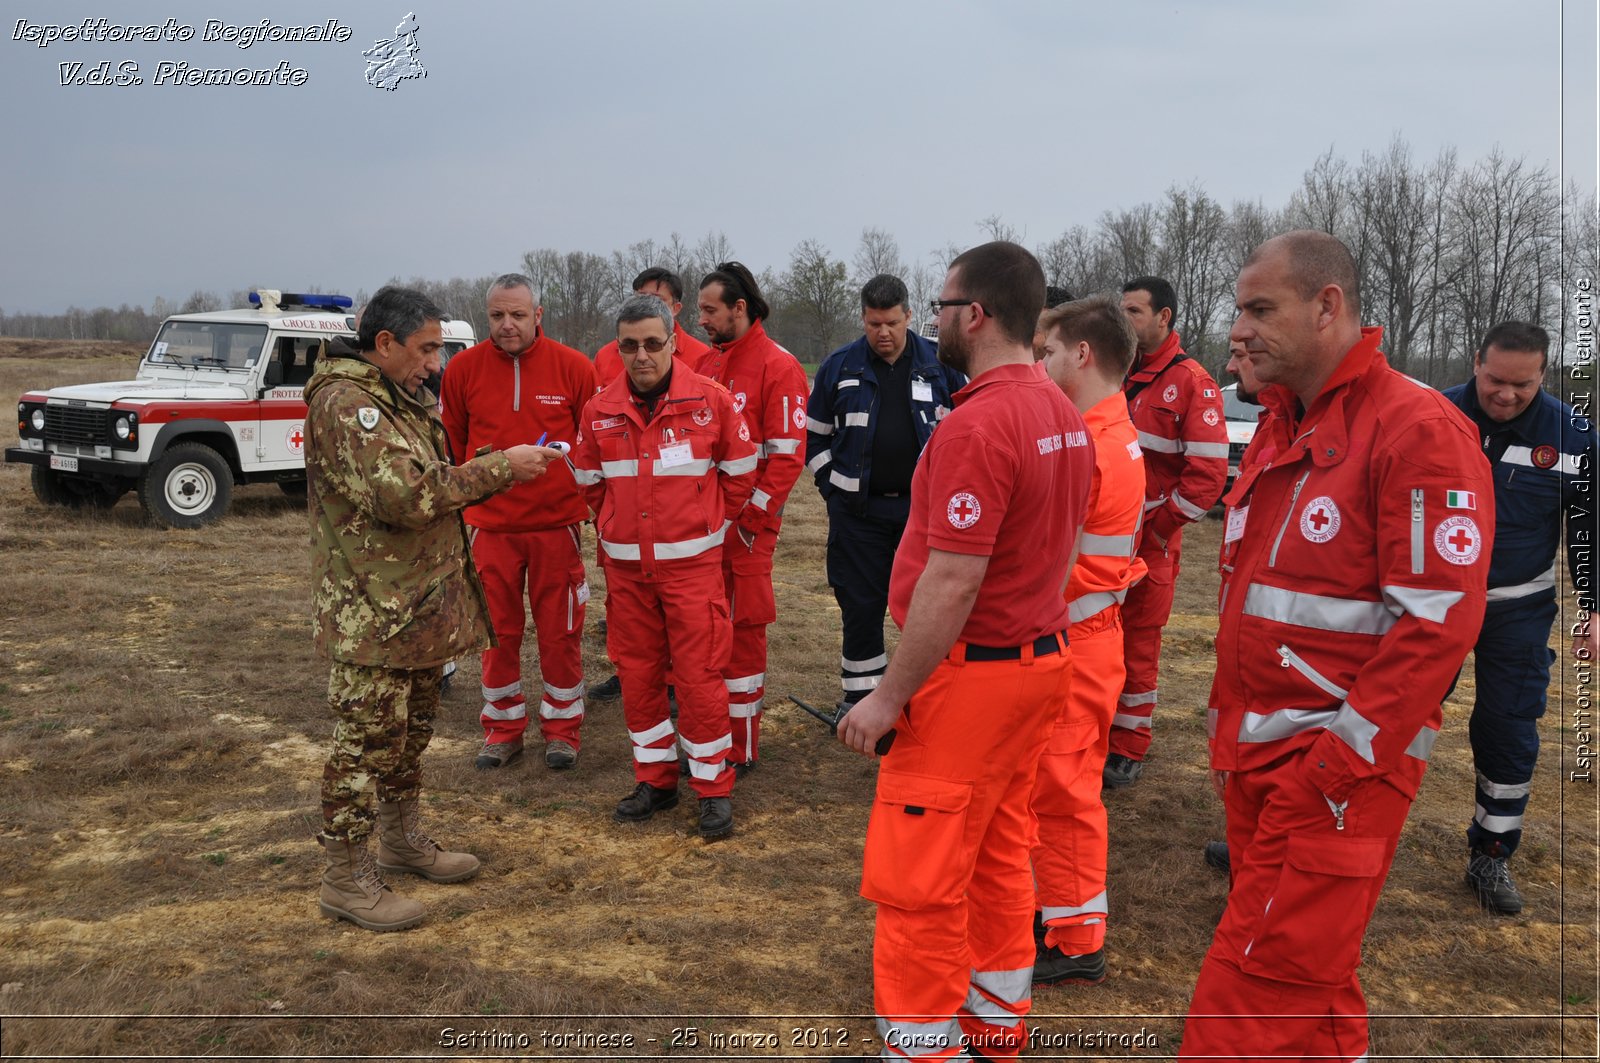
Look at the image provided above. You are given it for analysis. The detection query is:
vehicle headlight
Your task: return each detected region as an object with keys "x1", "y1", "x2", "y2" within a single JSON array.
[
  {"x1": 30, "y1": 409, "x2": 45, "y2": 432},
  {"x1": 114, "y1": 416, "x2": 132, "y2": 441}
]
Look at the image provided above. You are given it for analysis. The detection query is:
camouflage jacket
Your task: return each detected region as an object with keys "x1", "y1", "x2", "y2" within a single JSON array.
[{"x1": 304, "y1": 344, "x2": 513, "y2": 668}]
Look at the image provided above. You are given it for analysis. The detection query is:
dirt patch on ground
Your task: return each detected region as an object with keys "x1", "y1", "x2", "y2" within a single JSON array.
[{"x1": 0, "y1": 346, "x2": 1595, "y2": 1059}]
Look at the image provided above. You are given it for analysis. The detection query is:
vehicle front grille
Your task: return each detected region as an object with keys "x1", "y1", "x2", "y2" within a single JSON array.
[{"x1": 44, "y1": 405, "x2": 111, "y2": 446}]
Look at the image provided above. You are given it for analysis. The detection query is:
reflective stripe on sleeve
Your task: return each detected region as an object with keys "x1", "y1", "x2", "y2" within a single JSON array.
[
  {"x1": 1136, "y1": 431, "x2": 1182, "y2": 454},
  {"x1": 719, "y1": 453, "x2": 758, "y2": 475},
  {"x1": 750, "y1": 489, "x2": 772, "y2": 511},
  {"x1": 1079, "y1": 532, "x2": 1138, "y2": 556},
  {"x1": 1171, "y1": 491, "x2": 1207, "y2": 520},
  {"x1": 1487, "y1": 565, "x2": 1557, "y2": 602},
  {"x1": 1111, "y1": 712, "x2": 1152, "y2": 731},
  {"x1": 1382, "y1": 584, "x2": 1465, "y2": 623},
  {"x1": 806, "y1": 449, "x2": 832, "y2": 472},
  {"x1": 1327, "y1": 701, "x2": 1381, "y2": 763},
  {"x1": 1238, "y1": 707, "x2": 1338, "y2": 744},
  {"x1": 572, "y1": 466, "x2": 602, "y2": 485},
  {"x1": 764, "y1": 437, "x2": 801, "y2": 455},
  {"x1": 1185, "y1": 441, "x2": 1231, "y2": 459},
  {"x1": 844, "y1": 412, "x2": 870, "y2": 427},
  {"x1": 829, "y1": 470, "x2": 861, "y2": 492},
  {"x1": 1040, "y1": 890, "x2": 1108, "y2": 921},
  {"x1": 806, "y1": 417, "x2": 834, "y2": 435}
]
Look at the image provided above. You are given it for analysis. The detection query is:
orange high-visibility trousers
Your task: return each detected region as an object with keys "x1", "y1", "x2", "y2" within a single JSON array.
[
  {"x1": 862, "y1": 643, "x2": 1073, "y2": 1061},
  {"x1": 1179, "y1": 750, "x2": 1412, "y2": 1063},
  {"x1": 1030, "y1": 610, "x2": 1124, "y2": 954}
]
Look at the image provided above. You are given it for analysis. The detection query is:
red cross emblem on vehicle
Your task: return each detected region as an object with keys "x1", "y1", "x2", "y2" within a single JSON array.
[
  {"x1": 286, "y1": 423, "x2": 305, "y2": 453},
  {"x1": 1433, "y1": 515, "x2": 1482, "y2": 565},
  {"x1": 1299, "y1": 495, "x2": 1340, "y2": 542}
]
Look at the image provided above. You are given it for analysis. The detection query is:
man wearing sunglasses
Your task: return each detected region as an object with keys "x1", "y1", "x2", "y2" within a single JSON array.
[
  {"x1": 572, "y1": 295, "x2": 758, "y2": 840},
  {"x1": 593, "y1": 267, "x2": 711, "y2": 387},
  {"x1": 696, "y1": 262, "x2": 809, "y2": 775}
]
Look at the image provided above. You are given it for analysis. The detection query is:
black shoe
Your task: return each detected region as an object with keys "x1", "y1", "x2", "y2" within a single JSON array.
[
  {"x1": 1102, "y1": 753, "x2": 1143, "y2": 789},
  {"x1": 590, "y1": 674, "x2": 622, "y2": 702},
  {"x1": 1032, "y1": 944, "x2": 1106, "y2": 985},
  {"x1": 1032, "y1": 910, "x2": 1048, "y2": 948},
  {"x1": 1204, "y1": 840, "x2": 1230, "y2": 873},
  {"x1": 1466, "y1": 850, "x2": 1524, "y2": 914},
  {"x1": 732, "y1": 759, "x2": 757, "y2": 780},
  {"x1": 613, "y1": 782, "x2": 678, "y2": 823},
  {"x1": 698, "y1": 797, "x2": 733, "y2": 840}
]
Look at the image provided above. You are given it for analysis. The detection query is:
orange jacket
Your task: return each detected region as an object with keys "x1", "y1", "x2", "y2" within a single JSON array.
[
  {"x1": 1065, "y1": 392, "x2": 1148, "y2": 628},
  {"x1": 1123, "y1": 331, "x2": 1228, "y2": 547},
  {"x1": 572, "y1": 366, "x2": 758, "y2": 576},
  {"x1": 440, "y1": 331, "x2": 597, "y2": 531},
  {"x1": 696, "y1": 320, "x2": 809, "y2": 535},
  {"x1": 1210, "y1": 328, "x2": 1492, "y2": 800},
  {"x1": 593, "y1": 322, "x2": 710, "y2": 388}
]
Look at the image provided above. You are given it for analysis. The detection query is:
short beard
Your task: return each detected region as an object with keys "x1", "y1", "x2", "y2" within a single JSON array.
[{"x1": 937, "y1": 331, "x2": 970, "y2": 376}]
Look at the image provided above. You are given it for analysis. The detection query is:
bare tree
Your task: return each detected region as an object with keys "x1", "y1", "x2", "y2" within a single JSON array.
[
  {"x1": 977, "y1": 214, "x2": 1021, "y2": 244},
  {"x1": 772, "y1": 239, "x2": 854, "y2": 361},
  {"x1": 1098, "y1": 205, "x2": 1160, "y2": 282},
  {"x1": 852, "y1": 227, "x2": 907, "y2": 285},
  {"x1": 1157, "y1": 183, "x2": 1229, "y2": 364}
]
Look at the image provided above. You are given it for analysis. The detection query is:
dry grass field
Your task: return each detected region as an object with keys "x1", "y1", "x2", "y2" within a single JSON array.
[{"x1": 0, "y1": 338, "x2": 1595, "y2": 1061}]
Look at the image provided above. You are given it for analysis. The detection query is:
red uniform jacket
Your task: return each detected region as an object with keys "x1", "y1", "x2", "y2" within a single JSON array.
[
  {"x1": 1123, "y1": 331, "x2": 1229, "y2": 547},
  {"x1": 593, "y1": 322, "x2": 710, "y2": 388},
  {"x1": 696, "y1": 320, "x2": 809, "y2": 535},
  {"x1": 440, "y1": 331, "x2": 597, "y2": 531},
  {"x1": 571, "y1": 366, "x2": 758, "y2": 577},
  {"x1": 1210, "y1": 328, "x2": 1493, "y2": 800}
]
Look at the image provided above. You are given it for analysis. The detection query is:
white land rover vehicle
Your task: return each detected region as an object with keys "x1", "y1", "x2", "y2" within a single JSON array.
[{"x1": 8, "y1": 290, "x2": 476, "y2": 528}]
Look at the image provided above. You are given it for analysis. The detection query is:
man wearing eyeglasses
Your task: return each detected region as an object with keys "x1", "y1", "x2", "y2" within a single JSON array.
[
  {"x1": 696, "y1": 262, "x2": 810, "y2": 775},
  {"x1": 837, "y1": 242, "x2": 1094, "y2": 1063},
  {"x1": 440, "y1": 274, "x2": 599, "y2": 773},
  {"x1": 805, "y1": 274, "x2": 965, "y2": 715},
  {"x1": 571, "y1": 295, "x2": 758, "y2": 840}
]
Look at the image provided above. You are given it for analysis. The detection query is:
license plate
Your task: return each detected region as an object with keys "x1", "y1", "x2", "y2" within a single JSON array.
[{"x1": 49, "y1": 454, "x2": 79, "y2": 472}]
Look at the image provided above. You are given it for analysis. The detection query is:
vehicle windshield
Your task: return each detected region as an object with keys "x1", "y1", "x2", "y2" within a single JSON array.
[{"x1": 147, "y1": 321, "x2": 268, "y2": 369}]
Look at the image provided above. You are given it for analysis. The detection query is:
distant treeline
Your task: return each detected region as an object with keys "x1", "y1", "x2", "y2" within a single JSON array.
[{"x1": 5, "y1": 139, "x2": 1594, "y2": 388}]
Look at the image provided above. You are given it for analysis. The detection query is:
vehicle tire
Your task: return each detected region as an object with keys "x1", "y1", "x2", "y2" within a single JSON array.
[
  {"x1": 32, "y1": 466, "x2": 127, "y2": 509},
  {"x1": 138, "y1": 442, "x2": 233, "y2": 529}
]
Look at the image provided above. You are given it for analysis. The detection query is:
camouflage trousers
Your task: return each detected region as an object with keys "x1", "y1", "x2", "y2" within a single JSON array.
[{"x1": 320, "y1": 661, "x2": 442, "y2": 843}]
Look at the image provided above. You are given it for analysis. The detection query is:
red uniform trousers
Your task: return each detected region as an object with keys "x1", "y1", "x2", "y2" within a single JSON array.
[
  {"x1": 1180, "y1": 749, "x2": 1412, "y2": 1063},
  {"x1": 863, "y1": 646, "x2": 1073, "y2": 1062},
  {"x1": 722, "y1": 526, "x2": 778, "y2": 766},
  {"x1": 606, "y1": 557, "x2": 734, "y2": 799},
  {"x1": 1109, "y1": 532, "x2": 1179, "y2": 762},
  {"x1": 474, "y1": 526, "x2": 588, "y2": 748},
  {"x1": 1029, "y1": 609, "x2": 1124, "y2": 954}
]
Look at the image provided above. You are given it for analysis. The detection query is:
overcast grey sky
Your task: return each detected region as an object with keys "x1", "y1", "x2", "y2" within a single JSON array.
[{"x1": 1, "y1": 0, "x2": 1594, "y2": 314}]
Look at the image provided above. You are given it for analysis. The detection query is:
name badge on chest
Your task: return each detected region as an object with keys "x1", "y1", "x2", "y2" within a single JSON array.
[
  {"x1": 659, "y1": 441, "x2": 695, "y2": 468},
  {"x1": 1225, "y1": 504, "x2": 1249, "y2": 545},
  {"x1": 912, "y1": 380, "x2": 934, "y2": 403}
]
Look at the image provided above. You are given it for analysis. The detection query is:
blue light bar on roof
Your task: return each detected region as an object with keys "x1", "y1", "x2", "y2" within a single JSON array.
[{"x1": 249, "y1": 291, "x2": 354, "y2": 309}]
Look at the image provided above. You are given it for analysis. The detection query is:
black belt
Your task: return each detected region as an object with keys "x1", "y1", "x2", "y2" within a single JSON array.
[{"x1": 962, "y1": 631, "x2": 1067, "y2": 662}]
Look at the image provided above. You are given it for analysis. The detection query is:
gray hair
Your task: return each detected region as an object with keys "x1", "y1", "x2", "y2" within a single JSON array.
[
  {"x1": 486, "y1": 272, "x2": 541, "y2": 306},
  {"x1": 357, "y1": 285, "x2": 444, "y2": 351},
  {"x1": 615, "y1": 293, "x2": 673, "y2": 336}
]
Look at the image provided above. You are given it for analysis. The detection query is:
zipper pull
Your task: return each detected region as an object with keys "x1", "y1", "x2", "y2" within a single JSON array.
[
  {"x1": 1278, "y1": 646, "x2": 1292, "y2": 668},
  {"x1": 1326, "y1": 794, "x2": 1347, "y2": 831}
]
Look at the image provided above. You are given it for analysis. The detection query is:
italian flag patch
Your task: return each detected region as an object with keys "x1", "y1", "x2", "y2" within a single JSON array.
[{"x1": 1446, "y1": 490, "x2": 1476, "y2": 510}]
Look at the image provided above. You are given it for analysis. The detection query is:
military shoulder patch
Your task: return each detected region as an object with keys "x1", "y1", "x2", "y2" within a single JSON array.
[{"x1": 357, "y1": 407, "x2": 380, "y2": 430}]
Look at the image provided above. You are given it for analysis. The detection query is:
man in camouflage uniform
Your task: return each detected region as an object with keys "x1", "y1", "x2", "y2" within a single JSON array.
[{"x1": 305, "y1": 285, "x2": 558, "y2": 932}]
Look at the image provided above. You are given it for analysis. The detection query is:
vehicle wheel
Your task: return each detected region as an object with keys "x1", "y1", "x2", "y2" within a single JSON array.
[
  {"x1": 138, "y1": 443, "x2": 233, "y2": 528},
  {"x1": 32, "y1": 466, "x2": 127, "y2": 509}
]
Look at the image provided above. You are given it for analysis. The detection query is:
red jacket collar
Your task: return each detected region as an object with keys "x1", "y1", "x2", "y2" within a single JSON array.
[
  {"x1": 592, "y1": 362, "x2": 710, "y2": 427},
  {"x1": 713, "y1": 318, "x2": 771, "y2": 358},
  {"x1": 1258, "y1": 326, "x2": 1387, "y2": 470},
  {"x1": 1127, "y1": 331, "x2": 1185, "y2": 383}
]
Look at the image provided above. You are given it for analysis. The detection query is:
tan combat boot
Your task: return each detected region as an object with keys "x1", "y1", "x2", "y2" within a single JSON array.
[
  {"x1": 318, "y1": 835, "x2": 425, "y2": 932},
  {"x1": 376, "y1": 800, "x2": 481, "y2": 883}
]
